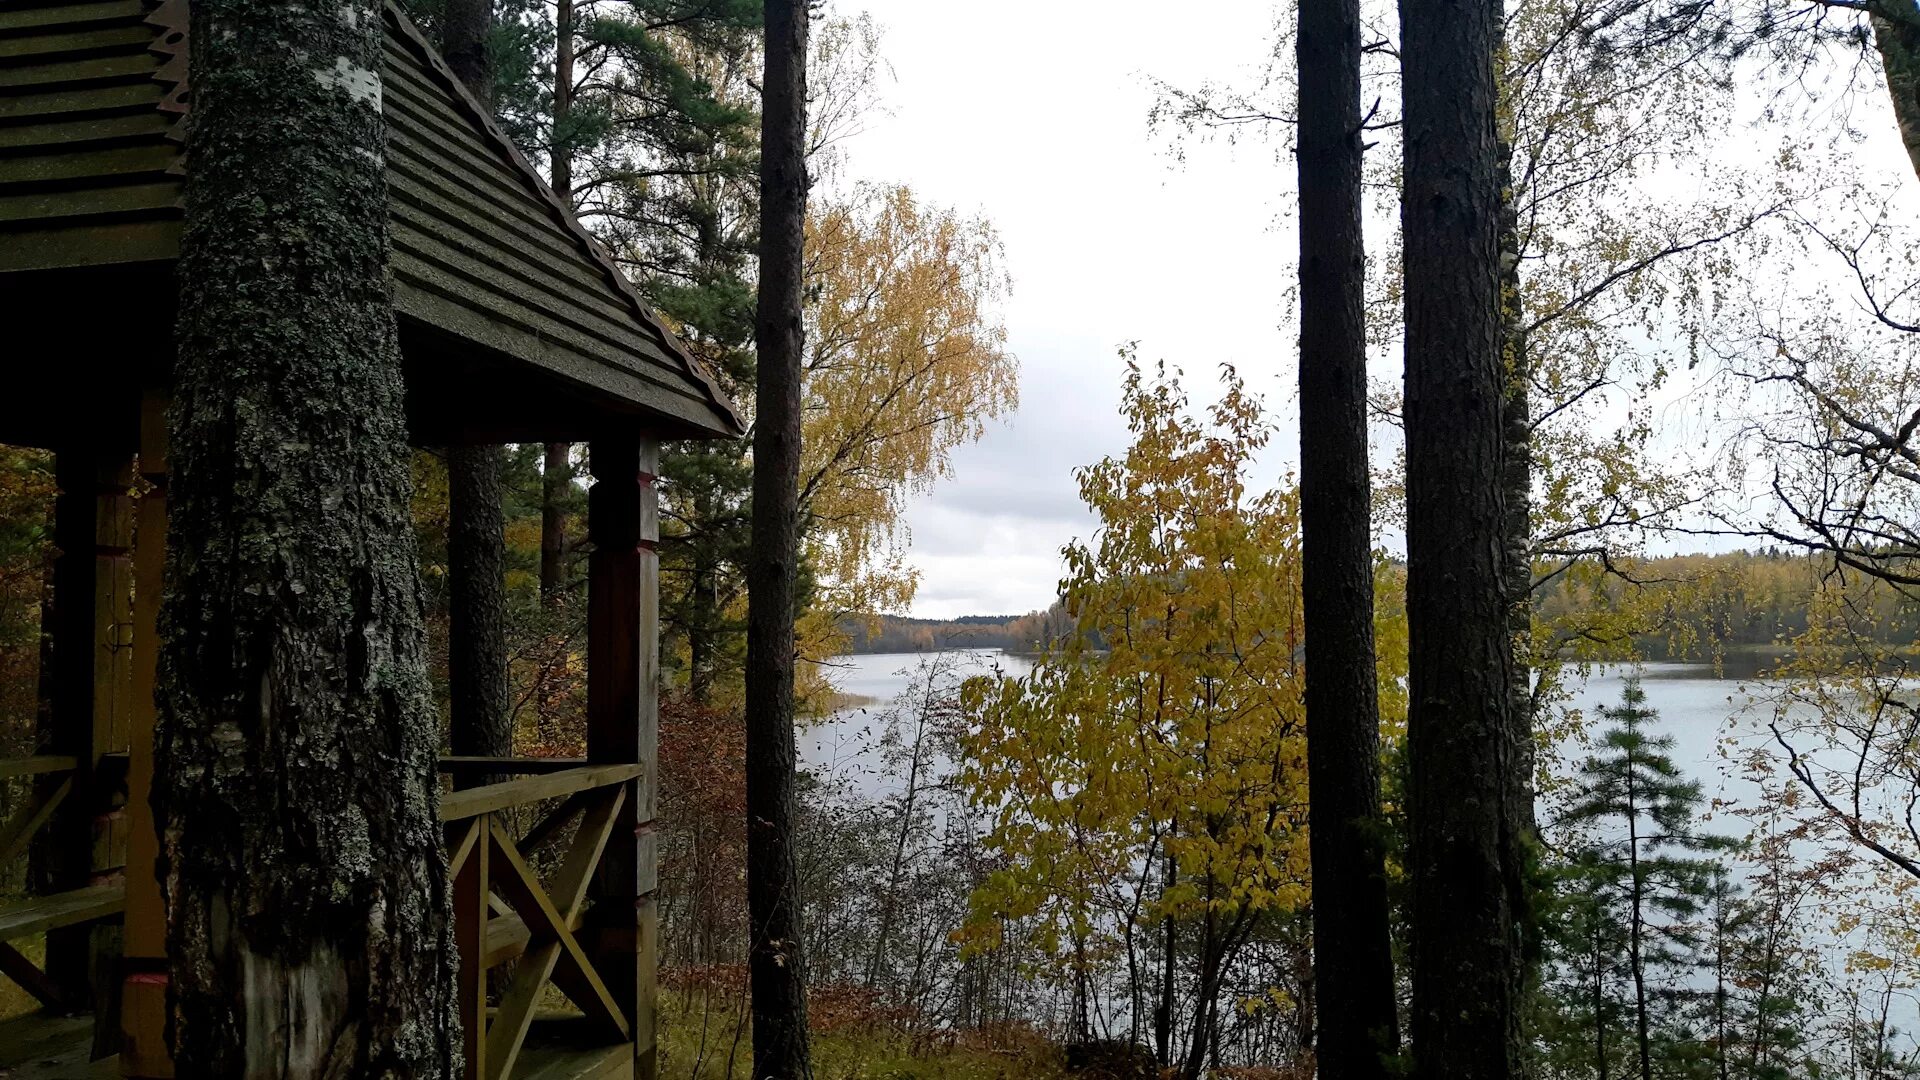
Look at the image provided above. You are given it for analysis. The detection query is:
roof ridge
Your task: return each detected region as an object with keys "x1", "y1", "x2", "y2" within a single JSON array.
[{"x1": 381, "y1": 2, "x2": 745, "y2": 437}]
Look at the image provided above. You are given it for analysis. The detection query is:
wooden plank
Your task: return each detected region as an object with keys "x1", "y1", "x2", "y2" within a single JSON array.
[
  {"x1": 0, "y1": 755, "x2": 77, "y2": 779},
  {"x1": 0, "y1": 178, "x2": 177, "y2": 222},
  {"x1": 0, "y1": 2, "x2": 147, "y2": 34},
  {"x1": 487, "y1": 820, "x2": 628, "y2": 1041},
  {"x1": 0, "y1": 110, "x2": 172, "y2": 149},
  {"x1": 586, "y1": 438, "x2": 659, "y2": 1054},
  {"x1": 514, "y1": 1035, "x2": 633, "y2": 1080},
  {"x1": 446, "y1": 816, "x2": 483, "y2": 879},
  {"x1": 0, "y1": 940, "x2": 68, "y2": 1010},
  {"x1": 485, "y1": 789, "x2": 625, "y2": 1078},
  {"x1": 0, "y1": 1012, "x2": 95, "y2": 1077},
  {"x1": 0, "y1": 80, "x2": 162, "y2": 122},
  {"x1": 122, "y1": 387, "x2": 167, "y2": 963},
  {"x1": 0, "y1": 884, "x2": 125, "y2": 940},
  {"x1": 0, "y1": 218, "x2": 179, "y2": 272},
  {"x1": 0, "y1": 23, "x2": 154, "y2": 60},
  {"x1": 387, "y1": 258, "x2": 723, "y2": 436},
  {"x1": 0, "y1": 52, "x2": 155, "y2": 89},
  {"x1": 438, "y1": 763, "x2": 642, "y2": 822},
  {"x1": 453, "y1": 814, "x2": 489, "y2": 1080},
  {"x1": 0, "y1": 141, "x2": 177, "y2": 184}
]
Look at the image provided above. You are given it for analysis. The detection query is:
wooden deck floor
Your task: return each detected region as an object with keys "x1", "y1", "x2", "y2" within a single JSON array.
[
  {"x1": 0, "y1": 1012, "x2": 115, "y2": 1079},
  {"x1": 0, "y1": 1012, "x2": 631, "y2": 1080}
]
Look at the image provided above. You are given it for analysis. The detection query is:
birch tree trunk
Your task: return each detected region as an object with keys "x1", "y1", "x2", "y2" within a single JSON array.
[{"x1": 157, "y1": 1, "x2": 459, "y2": 1073}]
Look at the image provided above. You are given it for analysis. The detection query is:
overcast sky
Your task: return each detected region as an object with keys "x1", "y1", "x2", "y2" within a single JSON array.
[{"x1": 834, "y1": 0, "x2": 1307, "y2": 619}]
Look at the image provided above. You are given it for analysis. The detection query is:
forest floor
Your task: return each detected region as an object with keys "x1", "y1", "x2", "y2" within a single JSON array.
[{"x1": 656, "y1": 992, "x2": 1068, "y2": 1080}]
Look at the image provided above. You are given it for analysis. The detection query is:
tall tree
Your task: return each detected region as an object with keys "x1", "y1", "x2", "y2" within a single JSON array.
[
  {"x1": 1295, "y1": 3, "x2": 1399, "y2": 1078},
  {"x1": 1561, "y1": 680, "x2": 1731, "y2": 1080},
  {"x1": 746, "y1": 0, "x2": 814, "y2": 1076},
  {"x1": 156, "y1": 0, "x2": 458, "y2": 1073},
  {"x1": 541, "y1": 0, "x2": 577, "y2": 604},
  {"x1": 441, "y1": 0, "x2": 514, "y2": 774},
  {"x1": 1400, "y1": 0, "x2": 1528, "y2": 1078}
]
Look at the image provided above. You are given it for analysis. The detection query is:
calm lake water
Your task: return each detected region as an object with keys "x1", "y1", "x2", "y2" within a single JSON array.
[
  {"x1": 807, "y1": 650, "x2": 1919, "y2": 1034},
  {"x1": 808, "y1": 651, "x2": 1772, "y2": 816}
]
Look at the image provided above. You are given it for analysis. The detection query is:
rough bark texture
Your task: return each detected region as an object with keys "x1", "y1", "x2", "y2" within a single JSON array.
[
  {"x1": 1498, "y1": 139, "x2": 1541, "y2": 876},
  {"x1": 438, "y1": 0, "x2": 491, "y2": 100},
  {"x1": 157, "y1": 2, "x2": 459, "y2": 1075},
  {"x1": 1400, "y1": 0, "x2": 1528, "y2": 1076},
  {"x1": 1873, "y1": 10, "x2": 1920, "y2": 185},
  {"x1": 447, "y1": 445, "x2": 511, "y2": 767},
  {"x1": 1296, "y1": 3, "x2": 1401, "y2": 1078},
  {"x1": 541, "y1": 443, "x2": 570, "y2": 599},
  {"x1": 541, "y1": 2, "x2": 575, "y2": 605},
  {"x1": 746, "y1": 0, "x2": 814, "y2": 1076},
  {"x1": 441, "y1": 1, "x2": 513, "y2": 779}
]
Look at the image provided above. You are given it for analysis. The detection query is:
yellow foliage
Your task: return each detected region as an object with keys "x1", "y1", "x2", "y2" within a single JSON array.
[
  {"x1": 800, "y1": 184, "x2": 1017, "y2": 623},
  {"x1": 955, "y1": 359, "x2": 1401, "y2": 978}
]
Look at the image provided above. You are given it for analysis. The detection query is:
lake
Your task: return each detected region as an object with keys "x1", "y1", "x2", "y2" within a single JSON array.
[
  {"x1": 805, "y1": 649, "x2": 1917, "y2": 1036},
  {"x1": 808, "y1": 651, "x2": 1776, "y2": 817}
]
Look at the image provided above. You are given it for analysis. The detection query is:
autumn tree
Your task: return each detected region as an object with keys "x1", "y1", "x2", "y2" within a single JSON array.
[
  {"x1": 797, "y1": 185, "x2": 1017, "y2": 657},
  {"x1": 156, "y1": 0, "x2": 457, "y2": 1072},
  {"x1": 746, "y1": 1, "x2": 814, "y2": 1078},
  {"x1": 960, "y1": 361, "x2": 1352, "y2": 1078},
  {"x1": 1400, "y1": 1, "x2": 1528, "y2": 1079},
  {"x1": 1296, "y1": 1, "x2": 1399, "y2": 1076}
]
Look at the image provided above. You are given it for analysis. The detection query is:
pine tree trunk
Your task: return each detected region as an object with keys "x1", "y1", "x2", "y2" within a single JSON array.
[
  {"x1": 745, "y1": 0, "x2": 813, "y2": 1076},
  {"x1": 541, "y1": 1, "x2": 575, "y2": 605},
  {"x1": 1626, "y1": 753, "x2": 1653, "y2": 1080},
  {"x1": 157, "y1": 1, "x2": 458, "y2": 1074},
  {"x1": 541, "y1": 443, "x2": 570, "y2": 599},
  {"x1": 1296, "y1": 3, "x2": 1400, "y2": 1078},
  {"x1": 1400, "y1": 0, "x2": 1528, "y2": 1075},
  {"x1": 441, "y1": 1, "x2": 513, "y2": 780},
  {"x1": 448, "y1": 445, "x2": 511, "y2": 768}
]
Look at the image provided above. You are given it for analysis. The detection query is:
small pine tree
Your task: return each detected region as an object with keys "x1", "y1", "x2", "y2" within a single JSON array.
[{"x1": 1560, "y1": 677, "x2": 1733, "y2": 1080}]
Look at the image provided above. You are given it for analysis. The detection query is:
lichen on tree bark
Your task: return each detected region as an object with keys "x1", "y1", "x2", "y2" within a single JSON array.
[{"x1": 156, "y1": 1, "x2": 459, "y2": 1075}]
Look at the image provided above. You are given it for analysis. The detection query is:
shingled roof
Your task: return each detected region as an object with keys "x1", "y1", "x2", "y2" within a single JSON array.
[{"x1": 0, "y1": 0, "x2": 744, "y2": 439}]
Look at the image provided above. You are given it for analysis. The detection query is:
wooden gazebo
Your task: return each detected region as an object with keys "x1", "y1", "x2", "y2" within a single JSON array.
[{"x1": 0, "y1": 1, "x2": 743, "y2": 1077}]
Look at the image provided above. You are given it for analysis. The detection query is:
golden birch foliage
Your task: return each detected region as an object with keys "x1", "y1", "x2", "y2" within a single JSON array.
[
  {"x1": 955, "y1": 361, "x2": 1312, "y2": 968},
  {"x1": 800, "y1": 183, "x2": 1017, "y2": 625}
]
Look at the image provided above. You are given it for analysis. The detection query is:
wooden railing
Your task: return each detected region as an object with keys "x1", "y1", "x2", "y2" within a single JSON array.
[
  {"x1": 0, "y1": 754, "x2": 128, "y2": 1014},
  {"x1": 440, "y1": 760, "x2": 643, "y2": 1080}
]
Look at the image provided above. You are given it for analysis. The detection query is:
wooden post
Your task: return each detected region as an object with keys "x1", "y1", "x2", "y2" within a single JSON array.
[
  {"x1": 452, "y1": 816, "x2": 489, "y2": 1080},
  {"x1": 42, "y1": 446, "x2": 134, "y2": 1005},
  {"x1": 586, "y1": 434, "x2": 660, "y2": 1079},
  {"x1": 121, "y1": 391, "x2": 171, "y2": 1078}
]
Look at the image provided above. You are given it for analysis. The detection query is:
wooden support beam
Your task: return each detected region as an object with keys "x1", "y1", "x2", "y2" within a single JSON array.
[
  {"x1": 43, "y1": 448, "x2": 134, "y2": 1004},
  {"x1": 120, "y1": 388, "x2": 170, "y2": 1079},
  {"x1": 453, "y1": 815, "x2": 490, "y2": 1080},
  {"x1": 585, "y1": 435, "x2": 658, "y2": 1077},
  {"x1": 487, "y1": 818, "x2": 627, "y2": 1043},
  {"x1": 0, "y1": 940, "x2": 69, "y2": 1012},
  {"x1": 485, "y1": 787, "x2": 626, "y2": 1079},
  {"x1": 438, "y1": 764, "x2": 642, "y2": 823},
  {"x1": 0, "y1": 756, "x2": 79, "y2": 779}
]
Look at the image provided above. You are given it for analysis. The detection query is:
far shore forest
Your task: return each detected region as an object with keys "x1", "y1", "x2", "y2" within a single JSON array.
[{"x1": 17, "y1": 0, "x2": 1920, "y2": 1079}]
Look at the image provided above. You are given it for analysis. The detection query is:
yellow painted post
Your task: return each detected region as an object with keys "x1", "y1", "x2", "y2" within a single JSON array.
[{"x1": 121, "y1": 390, "x2": 172, "y2": 1078}]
